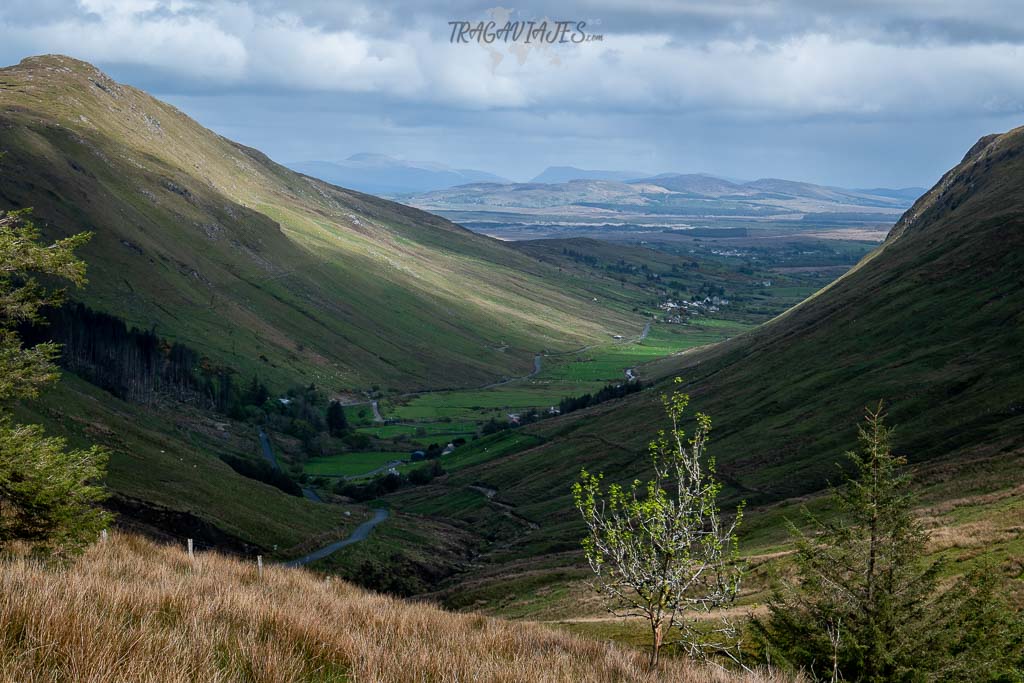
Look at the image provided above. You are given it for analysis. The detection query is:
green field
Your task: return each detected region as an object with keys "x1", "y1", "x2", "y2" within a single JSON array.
[
  {"x1": 304, "y1": 451, "x2": 410, "y2": 477},
  {"x1": 380, "y1": 320, "x2": 754, "y2": 438},
  {"x1": 537, "y1": 322, "x2": 751, "y2": 383},
  {"x1": 356, "y1": 422, "x2": 478, "y2": 441}
]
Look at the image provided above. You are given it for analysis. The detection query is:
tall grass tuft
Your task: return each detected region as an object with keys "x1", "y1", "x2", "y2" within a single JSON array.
[{"x1": 0, "y1": 533, "x2": 796, "y2": 681}]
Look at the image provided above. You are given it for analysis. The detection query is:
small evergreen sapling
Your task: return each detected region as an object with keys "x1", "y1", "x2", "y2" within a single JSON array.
[{"x1": 755, "y1": 404, "x2": 1022, "y2": 682}]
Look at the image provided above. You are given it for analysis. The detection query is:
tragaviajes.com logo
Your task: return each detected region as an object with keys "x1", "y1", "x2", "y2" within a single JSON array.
[
  {"x1": 449, "y1": 7, "x2": 602, "y2": 71},
  {"x1": 448, "y1": 19, "x2": 602, "y2": 44}
]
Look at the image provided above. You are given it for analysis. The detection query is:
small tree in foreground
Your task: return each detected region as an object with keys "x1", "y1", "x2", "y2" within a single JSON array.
[
  {"x1": 0, "y1": 208, "x2": 110, "y2": 558},
  {"x1": 573, "y1": 379, "x2": 745, "y2": 670},
  {"x1": 755, "y1": 404, "x2": 1023, "y2": 682}
]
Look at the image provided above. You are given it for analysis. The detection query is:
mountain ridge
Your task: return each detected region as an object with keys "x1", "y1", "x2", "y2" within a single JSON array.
[
  {"x1": 529, "y1": 166, "x2": 650, "y2": 183},
  {"x1": 0, "y1": 54, "x2": 642, "y2": 391},
  {"x1": 383, "y1": 125, "x2": 1024, "y2": 608}
]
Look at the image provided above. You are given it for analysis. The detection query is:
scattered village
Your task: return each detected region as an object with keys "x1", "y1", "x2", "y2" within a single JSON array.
[{"x1": 658, "y1": 295, "x2": 731, "y2": 324}]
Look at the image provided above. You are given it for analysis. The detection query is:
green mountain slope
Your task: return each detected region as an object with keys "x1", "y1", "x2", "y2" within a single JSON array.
[
  {"x1": 0, "y1": 55, "x2": 642, "y2": 391},
  {"x1": 0, "y1": 54, "x2": 649, "y2": 558},
  {"x1": 384, "y1": 126, "x2": 1024, "y2": 607}
]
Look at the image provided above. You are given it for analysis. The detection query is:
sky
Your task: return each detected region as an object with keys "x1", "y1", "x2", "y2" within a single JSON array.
[{"x1": 3, "y1": 0, "x2": 1024, "y2": 187}]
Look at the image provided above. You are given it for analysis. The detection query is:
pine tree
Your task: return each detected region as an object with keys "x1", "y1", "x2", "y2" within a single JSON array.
[
  {"x1": 326, "y1": 400, "x2": 349, "y2": 437},
  {"x1": 245, "y1": 376, "x2": 269, "y2": 406},
  {"x1": 755, "y1": 404, "x2": 1021, "y2": 681},
  {"x1": 0, "y1": 208, "x2": 111, "y2": 557}
]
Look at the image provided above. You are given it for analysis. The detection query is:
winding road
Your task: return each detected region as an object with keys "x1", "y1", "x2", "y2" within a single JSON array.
[
  {"x1": 282, "y1": 508, "x2": 390, "y2": 567},
  {"x1": 268, "y1": 318, "x2": 651, "y2": 568},
  {"x1": 257, "y1": 427, "x2": 388, "y2": 563},
  {"x1": 257, "y1": 428, "x2": 279, "y2": 469},
  {"x1": 258, "y1": 427, "x2": 324, "y2": 503}
]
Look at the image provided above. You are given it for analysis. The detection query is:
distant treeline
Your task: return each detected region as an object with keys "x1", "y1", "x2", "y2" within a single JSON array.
[
  {"x1": 559, "y1": 380, "x2": 644, "y2": 415},
  {"x1": 22, "y1": 302, "x2": 238, "y2": 411}
]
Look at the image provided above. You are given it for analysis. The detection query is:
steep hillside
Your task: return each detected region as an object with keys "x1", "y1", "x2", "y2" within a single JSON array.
[
  {"x1": 382, "y1": 127, "x2": 1024, "y2": 608},
  {"x1": 0, "y1": 55, "x2": 641, "y2": 391},
  {"x1": 0, "y1": 533, "x2": 789, "y2": 682}
]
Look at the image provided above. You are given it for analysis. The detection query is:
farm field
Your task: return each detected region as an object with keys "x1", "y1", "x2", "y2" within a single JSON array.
[
  {"x1": 380, "y1": 320, "x2": 753, "y2": 435},
  {"x1": 304, "y1": 451, "x2": 409, "y2": 477},
  {"x1": 538, "y1": 322, "x2": 751, "y2": 383}
]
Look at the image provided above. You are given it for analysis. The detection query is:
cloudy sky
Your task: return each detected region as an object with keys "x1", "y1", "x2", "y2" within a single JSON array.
[{"x1": 3, "y1": 0, "x2": 1024, "y2": 186}]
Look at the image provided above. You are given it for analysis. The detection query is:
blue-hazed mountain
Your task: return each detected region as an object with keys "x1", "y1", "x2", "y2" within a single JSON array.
[
  {"x1": 409, "y1": 173, "x2": 920, "y2": 216},
  {"x1": 288, "y1": 154, "x2": 509, "y2": 195},
  {"x1": 529, "y1": 166, "x2": 649, "y2": 183}
]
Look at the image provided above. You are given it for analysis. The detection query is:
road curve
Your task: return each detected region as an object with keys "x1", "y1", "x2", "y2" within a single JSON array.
[
  {"x1": 282, "y1": 508, "x2": 390, "y2": 567},
  {"x1": 257, "y1": 428, "x2": 279, "y2": 469},
  {"x1": 301, "y1": 487, "x2": 324, "y2": 503},
  {"x1": 258, "y1": 427, "x2": 324, "y2": 502}
]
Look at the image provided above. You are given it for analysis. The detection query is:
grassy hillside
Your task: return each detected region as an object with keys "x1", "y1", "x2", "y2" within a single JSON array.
[
  {"x1": 374, "y1": 127, "x2": 1024, "y2": 615},
  {"x1": 0, "y1": 533, "x2": 794, "y2": 682},
  {"x1": 12, "y1": 372, "x2": 369, "y2": 555},
  {"x1": 0, "y1": 55, "x2": 642, "y2": 392}
]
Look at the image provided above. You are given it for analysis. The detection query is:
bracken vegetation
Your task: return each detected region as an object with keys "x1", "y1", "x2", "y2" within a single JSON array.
[{"x1": 0, "y1": 534, "x2": 798, "y2": 682}]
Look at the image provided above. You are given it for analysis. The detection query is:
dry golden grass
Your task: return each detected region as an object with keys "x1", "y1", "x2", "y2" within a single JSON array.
[
  {"x1": 925, "y1": 518, "x2": 1024, "y2": 552},
  {"x1": 0, "y1": 534, "x2": 793, "y2": 682}
]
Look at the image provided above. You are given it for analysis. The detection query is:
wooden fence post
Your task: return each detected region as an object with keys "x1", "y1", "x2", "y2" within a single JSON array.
[
  {"x1": 187, "y1": 538, "x2": 194, "y2": 559},
  {"x1": 257, "y1": 555, "x2": 263, "y2": 578},
  {"x1": 100, "y1": 529, "x2": 108, "y2": 543}
]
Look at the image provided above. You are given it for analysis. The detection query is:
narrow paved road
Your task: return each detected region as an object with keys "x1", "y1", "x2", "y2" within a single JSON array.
[
  {"x1": 257, "y1": 428, "x2": 387, "y2": 564},
  {"x1": 257, "y1": 428, "x2": 280, "y2": 469},
  {"x1": 302, "y1": 488, "x2": 324, "y2": 503},
  {"x1": 282, "y1": 508, "x2": 390, "y2": 567},
  {"x1": 370, "y1": 400, "x2": 384, "y2": 423},
  {"x1": 621, "y1": 321, "x2": 652, "y2": 382},
  {"x1": 259, "y1": 427, "x2": 322, "y2": 503}
]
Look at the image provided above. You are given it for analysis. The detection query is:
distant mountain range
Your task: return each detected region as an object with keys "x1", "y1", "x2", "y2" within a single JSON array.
[
  {"x1": 529, "y1": 166, "x2": 649, "y2": 183},
  {"x1": 287, "y1": 154, "x2": 509, "y2": 195},
  {"x1": 409, "y1": 172, "x2": 926, "y2": 217},
  {"x1": 289, "y1": 158, "x2": 928, "y2": 212}
]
